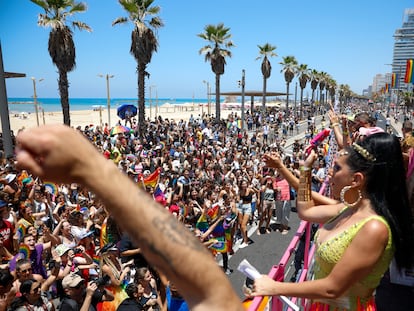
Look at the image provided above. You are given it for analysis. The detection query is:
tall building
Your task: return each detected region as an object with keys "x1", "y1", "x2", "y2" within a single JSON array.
[{"x1": 392, "y1": 8, "x2": 414, "y2": 94}]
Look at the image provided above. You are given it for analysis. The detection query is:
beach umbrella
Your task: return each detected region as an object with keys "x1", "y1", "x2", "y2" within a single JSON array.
[
  {"x1": 110, "y1": 124, "x2": 131, "y2": 136},
  {"x1": 117, "y1": 104, "x2": 137, "y2": 120}
]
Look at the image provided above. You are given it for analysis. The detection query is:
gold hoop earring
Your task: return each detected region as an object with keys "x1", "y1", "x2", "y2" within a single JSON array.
[{"x1": 340, "y1": 185, "x2": 362, "y2": 207}]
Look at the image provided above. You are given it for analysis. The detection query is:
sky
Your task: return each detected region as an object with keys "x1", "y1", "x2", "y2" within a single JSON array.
[{"x1": 0, "y1": 0, "x2": 413, "y2": 100}]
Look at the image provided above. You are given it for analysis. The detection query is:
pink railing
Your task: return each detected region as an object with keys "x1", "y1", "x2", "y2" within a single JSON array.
[{"x1": 246, "y1": 180, "x2": 330, "y2": 311}]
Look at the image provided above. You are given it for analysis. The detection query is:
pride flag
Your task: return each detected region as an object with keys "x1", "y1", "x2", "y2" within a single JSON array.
[
  {"x1": 391, "y1": 73, "x2": 397, "y2": 88},
  {"x1": 385, "y1": 83, "x2": 389, "y2": 93},
  {"x1": 405, "y1": 59, "x2": 414, "y2": 83},
  {"x1": 143, "y1": 168, "x2": 161, "y2": 188},
  {"x1": 207, "y1": 203, "x2": 220, "y2": 221}
]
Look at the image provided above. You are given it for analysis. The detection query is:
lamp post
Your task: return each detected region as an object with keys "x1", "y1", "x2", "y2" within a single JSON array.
[
  {"x1": 98, "y1": 74, "x2": 114, "y2": 127},
  {"x1": 149, "y1": 85, "x2": 156, "y2": 120},
  {"x1": 31, "y1": 77, "x2": 43, "y2": 126},
  {"x1": 240, "y1": 70, "x2": 246, "y2": 131},
  {"x1": 203, "y1": 80, "x2": 210, "y2": 117}
]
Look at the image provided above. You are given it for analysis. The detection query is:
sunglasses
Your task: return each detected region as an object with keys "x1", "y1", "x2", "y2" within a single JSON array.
[{"x1": 19, "y1": 268, "x2": 33, "y2": 274}]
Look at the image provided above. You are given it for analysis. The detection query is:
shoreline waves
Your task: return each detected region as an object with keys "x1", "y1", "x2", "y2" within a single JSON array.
[{"x1": 3, "y1": 98, "x2": 240, "y2": 133}]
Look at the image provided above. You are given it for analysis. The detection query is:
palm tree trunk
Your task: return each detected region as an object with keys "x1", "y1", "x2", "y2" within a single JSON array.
[
  {"x1": 285, "y1": 82, "x2": 290, "y2": 119},
  {"x1": 300, "y1": 87, "x2": 304, "y2": 120},
  {"x1": 262, "y1": 77, "x2": 267, "y2": 114},
  {"x1": 215, "y1": 73, "x2": 220, "y2": 121},
  {"x1": 58, "y1": 70, "x2": 71, "y2": 126},
  {"x1": 138, "y1": 63, "x2": 146, "y2": 139}
]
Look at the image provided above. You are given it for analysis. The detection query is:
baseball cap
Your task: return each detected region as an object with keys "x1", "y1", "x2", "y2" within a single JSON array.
[
  {"x1": 62, "y1": 273, "x2": 84, "y2": 289},
  {"x1": 79, "y1": 230, "x2": 94, "y2": 240}
]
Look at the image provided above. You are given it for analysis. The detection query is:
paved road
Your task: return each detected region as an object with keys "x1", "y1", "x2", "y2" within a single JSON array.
[{"x1": 223, "y1": 111, "x2": 402, "y2": 299}]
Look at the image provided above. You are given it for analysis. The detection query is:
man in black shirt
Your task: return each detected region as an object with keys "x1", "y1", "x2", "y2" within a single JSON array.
[{"x1": 59, "y1": 273, "x2": 112, "y2": 311}]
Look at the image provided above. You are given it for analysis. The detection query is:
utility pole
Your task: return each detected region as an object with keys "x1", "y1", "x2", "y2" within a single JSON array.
[{"x1": 241, "y1": 70, "x2": 246, "y2": 131}]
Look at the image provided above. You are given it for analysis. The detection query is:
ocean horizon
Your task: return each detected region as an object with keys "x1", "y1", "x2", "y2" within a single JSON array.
[{"x1": 7, "y1": 98, "x2": 210, "y2": 114}]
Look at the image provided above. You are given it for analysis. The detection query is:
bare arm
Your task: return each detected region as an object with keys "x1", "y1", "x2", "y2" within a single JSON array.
[
  {"x1": 253, "y1": 219, "x2": 389, "y2": 299},
  {"x1": 262, "y1": 152, "x2": 337, "y2": 206}
]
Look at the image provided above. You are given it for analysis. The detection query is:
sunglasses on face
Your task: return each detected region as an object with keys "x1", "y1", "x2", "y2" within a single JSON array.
[{"x1": 19, "y1": 268, "x2": 33, "y2": 274}]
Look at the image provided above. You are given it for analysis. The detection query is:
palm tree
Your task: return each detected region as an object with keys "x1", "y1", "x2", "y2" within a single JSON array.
[
  {"x1": 31, "y1": 0, "x2": 91, "y2": 126},
  {"x1": 280, "y1": 56, "x2": 298, "y2": 119},
  {"x1": 113, "y1": 0, "x2": 163, "y2": 138},
  {"x1": 297, "y1": 64, "x2": 310, "y2": 120},
  {"x1": 198, "y1": 23, "x2": 234, "y2": 122},
  {"x1": 310, "y1": 69, "x2": 319, "y2": 102},
  {"x1": 318, "y1": 71, "x2": 329, "y2": 112},
  {"x1": 256, "y1": 43, "x2": 277, "y2": 115}
]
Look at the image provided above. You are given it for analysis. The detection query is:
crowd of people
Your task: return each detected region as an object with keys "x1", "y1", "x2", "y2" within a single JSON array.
[
  {"x1": 0, "y1": 104, "x2": 413, "y2": 311},
  {"x1": 0, "y1": 109, "x2": 310, "y2": 311}
]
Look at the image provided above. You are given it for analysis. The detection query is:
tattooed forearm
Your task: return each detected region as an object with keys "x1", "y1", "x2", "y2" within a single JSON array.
[{"x1": 152, "y1": 214, "x2": 207, "y2": 252}]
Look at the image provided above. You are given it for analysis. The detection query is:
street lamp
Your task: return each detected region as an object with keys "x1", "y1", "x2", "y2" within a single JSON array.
[
  {"x1": 203, "y1": 80, "x2": 210, "y2": 116},
  {"x1": 98, "y1": 74, "x2": 114, "y2": 127},
  {"x1": 240, "y1": 70, "x2": 246, "y2": 130},
  {"x1": 149, "y1": 85, "x2": 156, "y2": 120},
  {"x1": 31, "y1": 77, "x2": 43, "y2": 126}
]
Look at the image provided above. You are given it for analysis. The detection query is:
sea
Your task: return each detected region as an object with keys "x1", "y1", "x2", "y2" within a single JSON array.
[{"x1": 7, "y1": 98, "x2": 210, "y2": 114}]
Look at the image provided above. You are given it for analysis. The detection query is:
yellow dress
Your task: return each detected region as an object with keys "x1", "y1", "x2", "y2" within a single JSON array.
[{"x1": 309, "y1": 209, "x2": 394, "y2": 311}]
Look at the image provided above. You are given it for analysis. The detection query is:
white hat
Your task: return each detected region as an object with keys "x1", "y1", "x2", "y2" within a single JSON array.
[
  {"x1": 62, "y1": 273, "x2": 84, "y2": 289},
  {"x1": 5, "y1": 174, "x2": 16, "y2": 184}
]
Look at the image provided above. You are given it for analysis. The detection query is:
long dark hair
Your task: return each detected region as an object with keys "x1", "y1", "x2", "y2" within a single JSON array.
[
  {"x1": 9, "y1": 279, "x2": 36, "y2": 310},
  {"x1": 345, "y1": 133, "x2": 414, "y2": 269}
]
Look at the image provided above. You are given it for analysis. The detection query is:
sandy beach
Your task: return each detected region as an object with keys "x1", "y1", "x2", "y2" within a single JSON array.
[{"x1": 6, "y1": 103, "x2": 240, "y2": 133}]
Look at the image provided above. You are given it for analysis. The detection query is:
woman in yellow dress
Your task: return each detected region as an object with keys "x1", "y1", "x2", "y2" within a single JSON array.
[{"x1": 254, "y1": 133, "x2": 414, "y2": 310}]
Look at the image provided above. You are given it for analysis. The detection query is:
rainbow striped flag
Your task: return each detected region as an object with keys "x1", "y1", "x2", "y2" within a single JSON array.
[
  {"x1": 391, "y1": 73, "x2": 397, "y2": 88},
  {"x1": 92, "y1": 254, "x2": 100, "y2": 265},
  {"x1": 208, "y1": 236, "x2": 227, "y2": 253},
  {"x1": 143, "y1": 168, "x2": 161, "y2": 188},
  {"x1": 385, "y1": 83, "x2": 389, "y2": 93},
  {"x1": 196, "y1": 214, "x2": 209, "y2": 232},
  {"x1": 405, "y1": 59, "x2": 414, "y2": 83},
  {"x1": 207, "y1": 203, "x2": 220, "y2": 221}
]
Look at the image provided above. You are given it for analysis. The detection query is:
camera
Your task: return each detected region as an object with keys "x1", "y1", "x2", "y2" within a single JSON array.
[
  {"x1": 91, "y1": 275, "x2": 110, "y2": 286},
  {"x1": 73, "y1": 248, "x2": 83, "y2": 254},
  {"x1": 48, "y1": 260, "x2": 58, "y2": 270}
]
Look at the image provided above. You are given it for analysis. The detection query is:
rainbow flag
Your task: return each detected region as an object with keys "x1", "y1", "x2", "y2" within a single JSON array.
[
  {"x1": 391, "y1": 73, "x2": 397, "y2": 88},
  {"x1": 405, "y1": 59, "x2": 414, "y2": 83},
  {"x1": 207, "y1": 203, "x2": 220, "y2": 221},
  {"x1": 196, "y1": 214, "x2": 209, "y2": 232},
  {"x1": 208, "y1": 236, "x2": 227, "y2": 253},
  {"x1": 143, "y1": 168, "x2": 161, "y2": 188},
  {"x1": 236, "y1": 119, "x2": 242, "y2": 129},
  {"x1": 92, "y1": 254, "x2": 100, "y2": 265},
  {"x1": 385, "y1": 83, "x2": 389, "y2": 93}
]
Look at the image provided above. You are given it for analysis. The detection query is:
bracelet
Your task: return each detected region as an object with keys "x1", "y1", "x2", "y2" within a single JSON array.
[
  {"x1": 331, "y1": 123, "x2": 339, "y2": 127},
  {"x1": 67, "y1": 264, "x2": 72, "y2": 267},
  {"x1": 298, "y1": 168, "x2": 312, "y2": 201}
]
